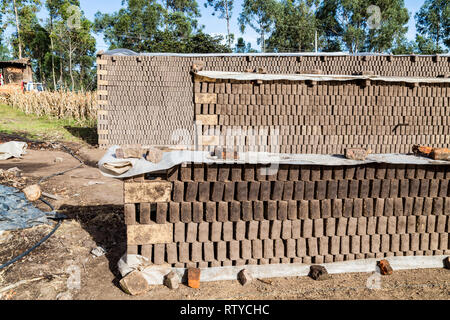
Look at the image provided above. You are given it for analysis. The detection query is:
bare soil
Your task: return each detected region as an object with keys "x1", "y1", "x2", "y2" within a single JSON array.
[{"x1": 0, "y1": 145, "x2": 449, "y2": 300}]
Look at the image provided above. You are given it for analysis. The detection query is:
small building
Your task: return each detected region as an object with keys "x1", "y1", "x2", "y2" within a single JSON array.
[{"x1": 0, "y1": 58, "x2": 33, "y2": 85}]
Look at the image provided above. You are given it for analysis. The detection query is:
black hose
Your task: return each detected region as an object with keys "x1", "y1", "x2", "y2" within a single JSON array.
[{"x1": 0, "y1": 187, "x2": 66, "y2": 271}]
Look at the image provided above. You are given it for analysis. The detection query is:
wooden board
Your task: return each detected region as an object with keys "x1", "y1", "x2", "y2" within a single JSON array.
[
  {"x1": 127, "y1": 224, "x2": 173, "y2": 245},
  {"x1": 124, "y1": 181, "x2": 172, "y2": 203}
]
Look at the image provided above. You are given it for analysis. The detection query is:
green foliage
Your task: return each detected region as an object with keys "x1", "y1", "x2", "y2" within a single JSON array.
[
  {"x1": 415, "y1": 0, "x2": 449, "y2": 53},
  {"x1": 267, "y1": 0, "x2": 318, "y2": 52},
  {"x1": 316, "y1": 0, "x2": 409, "y2": 53},
  {"x1": 238, "y1": 0, "x2": 280, "y2": 52},
  {"x1": 235, "y1": 36, "x2": 256, "y2": 53}
]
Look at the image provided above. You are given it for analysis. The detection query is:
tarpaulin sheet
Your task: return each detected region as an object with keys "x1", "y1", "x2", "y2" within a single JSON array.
[
  {"x1": 98, "y1": 146, "x2": 450, "y2": 179},
  {"x1": 0, "y1": 141, "x2": 27, "y2": 160},
  {"x1": 0, "y1": 185, "x2": 53, "y2": 231}
]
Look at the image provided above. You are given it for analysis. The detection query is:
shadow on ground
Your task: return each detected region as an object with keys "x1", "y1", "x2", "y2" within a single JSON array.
[
  {"x1": 64, "y1": 126, "x2": 98, "y2": 147},
  {"x1": 58, "y1": 204, "x2": 126, "y2": 287}
]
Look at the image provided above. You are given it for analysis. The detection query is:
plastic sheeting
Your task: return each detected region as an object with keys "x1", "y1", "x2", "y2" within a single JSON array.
[
  {"x1": 196, "y1": 70, "x2": 450, "y2": 84},
  {"x1": 0, "y1": 141, "x2": 27, "y2": 160},
  {"x1": 98, "y1": 146, "x2": 450, "y2": 179},
  {"x1": 0, "y1": 185, "x2": 54, "y2": 231}
]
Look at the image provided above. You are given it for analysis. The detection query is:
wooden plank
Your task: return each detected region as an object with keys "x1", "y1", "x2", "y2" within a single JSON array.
[
  {"x1": 195, "y1": 93, "x2": 217, "y2": 104},
  {"x1": 124, "y1": 181, "x2": 172, "y2": 203},
  {"x1": 127, "y1": 224, "x2": 173, "y2": 245},
  {"x1": 195, "y1": 114, "x2": 218, "y2": 126}
]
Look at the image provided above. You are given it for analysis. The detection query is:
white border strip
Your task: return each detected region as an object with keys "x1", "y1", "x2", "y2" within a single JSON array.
[{"x1": 119, "y1": 255, "x2": 447, "y2": 286}]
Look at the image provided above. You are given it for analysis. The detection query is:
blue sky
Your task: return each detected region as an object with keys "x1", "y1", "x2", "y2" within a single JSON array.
[{"x1": 34, "y1": 0, "x2": 425, "y2": 52}]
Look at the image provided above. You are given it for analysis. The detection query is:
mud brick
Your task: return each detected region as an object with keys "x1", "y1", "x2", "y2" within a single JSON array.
[
  {"x1": 380, "y1": 234, "x2": 391, "y2": 253},
  {"x1": 203, "y1": 242, "x2": 215, "y2": 262},
  {"x1": 150, "y1": 244, "x2": 164, "y2": 265},
  {"x1": 362, "y1": 198, "x2": 374, "y2": 217},
  {"x1": 229, "y1": 201, "x2": 241, "y2": 221},
  {"x1": 297, "y1": 238, "x2": 307, "y2": 257},
  {"x1": 197, "y1": 182, "x2": 210, "y2": 202},
  {"x1": 234, "y1": 221, "x2": 246, "y2": 240},
  {"x1": 238, "y1": 201, "x2": 251, "y2": 221},
  {"x1": 310, "y1": 167, "x2": 321, "y2": 181},
  {"x1": 289, "y1": 166, "x2": 299, "y2": 181},
  {"x1": 221, "y1": 221, "x2": 233, "y2": 241},
  {"x1": 193, "y1": 164, "x2": 205, "y2": 182},
  {"x1": 400, "y1": 234, "x2": 410, "y2": 251},
  {"x1": 210, "y1": 182, "x2": 224, "y2": 202},
  {"x1": 211, "y1": 222, "x2": 222, "y2": 242},
  {"x1": 286, "y1": 200, "x2": 296, "y2": 220},
  {"x1": 389, "y1": 233, "x2": 400, "y2": 253},
  {"x1": 197, "y1": 222, "x2": 209, "y2": 242},
  {"x1": 138, "y1": 203, "x2": 150, "y2": 224},
  {"x1": 385, "y1": 216, "x2": 397, "y2": 234},
  {"x1": 357, "y1": 180, "x2": 369, "y2": 198},
  {"x1": 344, "y1": 167, "x2": 356, "y2": 180},
  {"x1": 284, "y1": 239, "x2": 295, "y2": 258},
  {"x1": 392, "y1": 198, "x2": 403, "y2": 217},
  {"x1": 294, "y1": 181, "x2": 305, "y2": 200},
  {"x1": 252, "y1": 240, "x2": 263, "y2": 259},
  {"x1": 429, "y1": 233, "x2": 439, "y2": 250},
  {"x1": 333, "y1": 167, "x2": 344, "y2": 180},
  {"x1": 313, "y1": 219, "x2": 324, "y2": 237},
  {"x1": 380, "y1": 180, "x2": 391, "y2": 198},
  {"x1": 420, "y1": 233, "x2": 430, "y2": 250},
  {"x1": 355, "y1": 216, "x2": 366, "y2": 235},
  {"x1": 318, "y1": 237, "x2": 329, "y2": 255},
  {"x1": 205, "y1": 202, "x2": 217, "y2": 222},
  {"x1": 318, "y1": 199, "x2": 330, "y2": 219},
  {"x1": 260, "y1": 181, "x2": 271, "y2": 201},
  {"x1": 259, "y1": 220, "x2": 270, "y2": 239},
  {"x1": 277, "y1": 165, "x2": 289, "y2": 181},
  {"x1": 433, "y1": 198, "x2": 444, "y2": 215},
  {"x1": 428, "y1": 180, "x2": 440, "y2": 198},
  {"x1": 343, "y1": 199, "x2": 353, "y2": 218},
  {"x1": 407, "y1": 216, "x2": 418, "y2": 234},
  {"x1": 235, "y1": 182, "x2": 248, "y2": 201},
  {"x1": 185, "y1": 223, "x2": 198, "y2": 243},
  {"x1": 348, "y1": 180, "x2": 359, "y2": 199},
  {"x1": 253, "y1": 201, "x2": 264, "y2": 221},
  {"x1": 304, "y1": 181, "x2": 315, "y2": 200},
  {"x1": 371, "y1": 180, "x2": 381, "y2": 198},
  {"x1": 291, "y1": 220, "x2": 301, "y2": 239},
  {"x1": 337, "y1": 180, "x2": 349, "y2": 199},
  {"x1": 439, "y1": 233, "x2": 448, "y2": 250},
  {"x1": 283, "y1": 181, "x2": 294, "y2": 200},
  {"x1": 172, "y1": 181, "x2": 184, "y2": 202},
  {"x1": 426, "y1": 215, "x2": 436, "y2": 233},
  {"x1": 241, "y1": 240, "x2": 252, "y2": 259},
  {"x1": 168, "y1": 202, "x2": 180, "y2": 223},
  {"x1": 315, "y1": 181, "x2": 326, "y2": 200},
  {"x1": 263, "y1": 239, "x2": 275, "y2": 258},
  {"x1": 180, "y1": 166, "x2": 192, "y2": 181},
  {"x1": 322, "y1": 218, "x2": 335, "y2": 237},
  {"x1": 181, "y1": 202, "x2": 192, "y2": 223},
  {"x1": 297, "y1": 200, "x2": 308, "y2": 219},
  {"x1": 409, "y1": 179, "x2": 420, "y2": 197},
  {"x1": 332, "y1": 199, "x2": 343, "y2": 218},
  {"x1": 270, "y1": 220, "x2": 282, "y2": 239},
  {"x1": 185, "y1": 182, "x2": 199, "y2": 202},
  {"x1": 309, "y1": 200, "x2": 321, "y2": 219},
  {"x1": 174, "y1": 223, "x2": 185, "y2": 243},
  {"x1": 359, "y1": 235, "x2": 370, "y2": 254},
  {"x1": 178, "y1": 243, "x2": 190, "y2": 263},
  {"x1": 274, "y1": 239, "x2": 285, "y2": 258},
  {"x1": 410, "y1": 233, "x2": 420, "y2": 251},
  {"x1": 335, "y1": 217, "x2": 347, "y2": 236},
  {"x1": 218, "y1": 165, "x2": 230, "y2": 181},
  {"x1": 439, "y1": 180, "x2": 449, "y2": 197},
  {"x1": 419, "y1": 180, "x2": 430, "y2": 197},
  {"x1": 248, "y1": 182, "x2": 260, "y2": 201},
  {"x1": 245, "y1": 221, "x2": 258, "y2": 240},
  {"x1": 347, "y1": 217, "x2": 357, "y2": 236},
  {"x1": 326, "y1": 181, "x2": 338, "y2": 199},
  {"x1": 445, "y1": 198, "x2": 450, "y2": 216},
  {"x1": 302, "y1": 219, "x2": 313, "y2": 238},
  {"x1": 231, "y1": 166, "x2": 243, "y2": 181},
  {"x1": 206, "y1": 164, "x2": 218, "y2": 181},
  {"x1": 217, "y1": 202, "x2": 229, "y2": 222},
  {"x1": 398, "y1": 180, "x2": 409, "y2": 198},
  {"x1": 374, "y1": 198, "x2": 386, "y2": 216},
  {"x1": 328, "y1": 236, "x2": 339, "y2": 255},
  {"x1": 229, "y1": 241, "x2": 240, "y2": 260},
  {"x1": 223, "y1": 182, "x2": 235, "y2": 202},
  {"x1": 244, "y1": 165, "x2": 255, "y2": 181},
  {"x1": 377, "y1": 216, "x2": 388, "y2": 234},
  {"x1": 264, "y1": 201, "x2": 276, "y2": 220},
  {"x1": 272, "y1": 181, "x2": 284, "y2": 200},
  {"x1": 412, "y1": 197, "x2": 424, "y2": 216},
  {"x1": 370, "y1": 234, "x2": 381, "y2": 253},
  {"x1": 351, "y1": 235, "x2": 361, "y2": 254},
  {"x1": 307, "y1": 238, "x2": 319, "y2": 256},
  {"x1": 436, "y1": 215, "x2": 447, "y2": 233},
  {"x1": 124, "y1": 204, "x2": 136, "y2": 225},
  {"x1": 340, "y1": 236, "x2": 350, "y2": 254},
  {"x1": 417, "y1": 216, "x2": 427, "y2": 233},
  {"x1": 155, "y1": 203, "x2": 168, "y2": 224},
  {"x1": 389, "y1": 180, "x2": 399, "y2": 198},
  {"x1": 276, "y1": 201, "x2": 287, "y2": 220}
]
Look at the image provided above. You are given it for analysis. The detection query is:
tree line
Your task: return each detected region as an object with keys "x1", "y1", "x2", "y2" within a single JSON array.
[{"x1": 0, "y1": 0, "x2": 448, "y2": 91}]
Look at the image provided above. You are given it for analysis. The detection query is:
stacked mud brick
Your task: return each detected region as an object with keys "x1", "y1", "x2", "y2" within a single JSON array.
[
  {"x1": 124, "y1": 163, "x2": 450, "y2": 268},
  {"x1": 96, "y1": 52, "x2": 450, "y2": 149}
]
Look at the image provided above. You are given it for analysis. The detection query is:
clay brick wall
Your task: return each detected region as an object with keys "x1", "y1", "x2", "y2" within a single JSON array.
[
  {"x1": 195, "y1": 79, "x2": 450, "y2": 154},
  {"x1": 124, "y1": 163, "x2": 450, "y2": 268},
  {"x1": 96, "y1": 53, "x2": 450, "y2": 150}
]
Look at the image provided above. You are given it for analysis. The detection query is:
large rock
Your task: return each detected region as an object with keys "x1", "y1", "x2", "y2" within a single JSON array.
[
  {"x1": 23, "y1": 184, "x2": 42, "y2": 201},
  {"x1": 164, "y1": 271, "x2": 180, "y2": 290},
  {"x1": 238, "y1": 269, "x2": 253, "y2": 286},
  {"x1": 377, "y1": 259, "x2": 393, "y2": 275},
  {"x1": 119, "y1": 271, "x2": 150, "y2": 296},
  {"x1": 308, "y1": 265, "x2": 329, "y2": 281}
]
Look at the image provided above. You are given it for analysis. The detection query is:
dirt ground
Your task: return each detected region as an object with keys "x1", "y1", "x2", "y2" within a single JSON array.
[{"x1": 0, "y1": 144, "x2": 449, "y2": 300}]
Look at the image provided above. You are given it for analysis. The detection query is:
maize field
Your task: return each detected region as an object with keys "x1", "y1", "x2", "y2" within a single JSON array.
[{"x1": 0, "y1": 91, "x2": 97, "y2": 121}]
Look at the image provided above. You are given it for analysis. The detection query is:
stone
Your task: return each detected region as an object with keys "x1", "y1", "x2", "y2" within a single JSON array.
[
  {"x1": 90, "y1": 246, "x2": 106, "y2": 257},
  {"x1": 187, "y1": 268, "x2": 201, "y2": 289},
  {"x1": 308, "y1": 265, "x2": 329, "y2": 281},
  {"x1": 430, "y1": 148, "x2": 450, "y2": 161},
  {"x1": 164, "y1": 271, "x2": 180, "y2": 290},
  {"x1": 444, "y1": 257, "x2": 450, "y2": 270},
  {"x1": 119, "y1": 271, "x2": 150, "y2": 296},
  {"x1": 23, "y1": 184, "x2": 42, "y2": 201},
  {"x1": 345, "y1": 148, "x2": 371, "y2": 161},
  {"x1": 377, "y1": 259, "x2": 393, "y2": 275},
  {"x1": 238, "y1": 269, "x2": 253, "y2": 286}
]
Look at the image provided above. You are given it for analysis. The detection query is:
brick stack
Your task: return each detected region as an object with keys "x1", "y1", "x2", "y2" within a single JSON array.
[
  {"x1": 123, "y1": 163, "x2": 450, "y2": 268},
  {"x1": 194, "y1": 78, "x2": 450, "y2": 154},
  {"x1": 96, "y1": 53, "x2": 450, "y2": 150}
]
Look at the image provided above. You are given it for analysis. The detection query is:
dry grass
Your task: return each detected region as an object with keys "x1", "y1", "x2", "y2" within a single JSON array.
[{"x1": 0, "y1": 91, "x2": 97, "y2": 121}]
